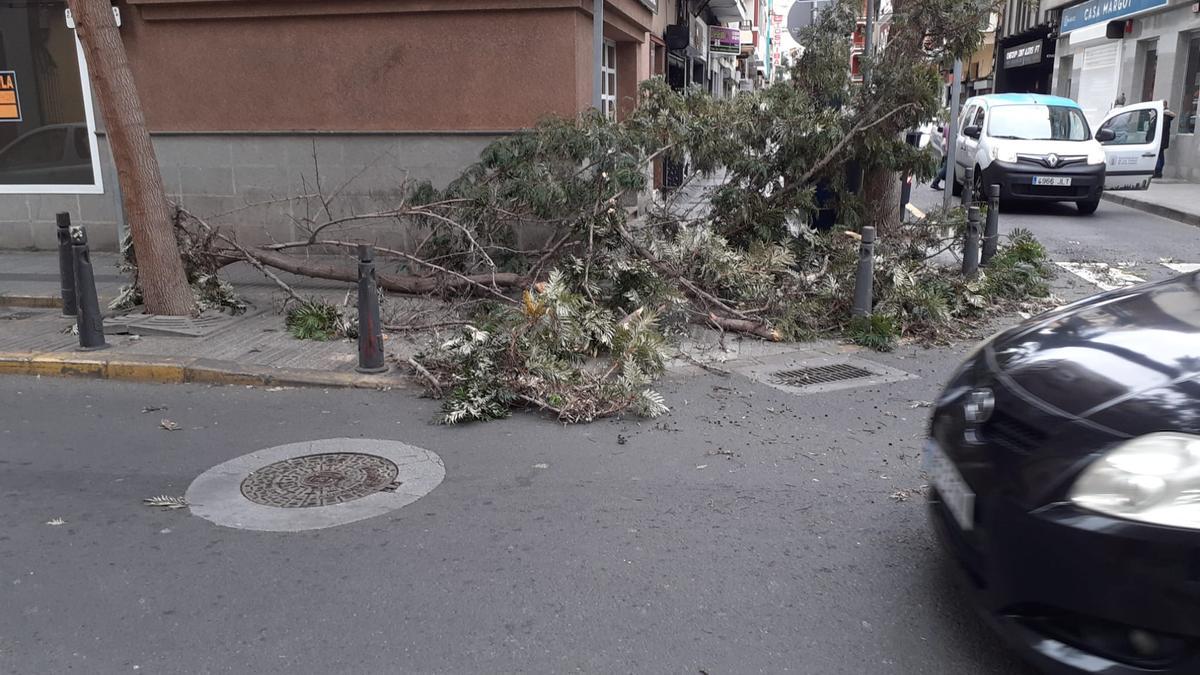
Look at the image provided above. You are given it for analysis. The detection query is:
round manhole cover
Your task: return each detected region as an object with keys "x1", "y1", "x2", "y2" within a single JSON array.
[
  {"x1": 240, "y1": 453, "x2": 400, "y2": 508},
  {"x1": 186, "y1": 438, "x2": 444, "y2": 532}
]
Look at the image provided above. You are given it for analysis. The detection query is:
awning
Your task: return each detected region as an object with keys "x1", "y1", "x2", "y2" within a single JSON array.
[{"x1": 706, "y1": 0, "x2": 748, "y2": 22}]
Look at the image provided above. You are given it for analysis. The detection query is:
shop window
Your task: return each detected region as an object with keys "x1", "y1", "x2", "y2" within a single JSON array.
[
  {"x1": 1181, "y1": 35, "x2": 1200, "y2": 134},
  {"x1": 602, "y1": 40, "x2": 617, "y2": 120},
  {"x1": 0, "y1": 2, "x2": 101, "y2": 193},
  {"x1": 1098, "y1": 108, "x2": 1157, "y2": 145}
]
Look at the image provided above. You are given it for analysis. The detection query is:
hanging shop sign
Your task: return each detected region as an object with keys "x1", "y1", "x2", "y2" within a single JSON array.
[
  {"x1": 690, "y1": 16, "x2": 709, "y2": 60},
  {"x1": 1004, "y1": 39, "x2": 1043, "y2": 68},
  {"x1": 1060, "y1": 0, "x2": 1167, "y2": 33},
  {"x1": 0, "y1": 71, "x2": 21, "y2": 122},
  {"x1": 710, "y1": 26, "x2": 741, "y2": 55}
]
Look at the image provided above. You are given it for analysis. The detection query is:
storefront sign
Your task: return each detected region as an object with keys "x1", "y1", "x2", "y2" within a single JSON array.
[
  {"x1": 710, "y1": 26, "x2": 741, "y2": 55},
  {"x1": 1004, "y1": 40, "x2": 1042, "y2": 68},
  {"x1": 1060, "y1": 0, "x2": 1168, "y2": 33},
  {"x1": 0, "y1": 71, "x2": 20, "y2": 122},
  {"x1": 690, "y1": 17, "x2": 709, "y2": 60}
]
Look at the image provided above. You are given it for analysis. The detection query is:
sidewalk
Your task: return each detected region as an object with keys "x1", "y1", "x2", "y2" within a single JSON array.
[
  {"x1": 1102, "y1": 180, "x2": 1200, "y2": 227},
  {"x1": 0, "y1": 250, "x2": 414, "y2": 389}
]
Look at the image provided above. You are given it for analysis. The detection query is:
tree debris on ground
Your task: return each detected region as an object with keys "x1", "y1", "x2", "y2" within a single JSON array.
[{"x1": 127, "y1": 0, "x2": 1048, "y2": 424}]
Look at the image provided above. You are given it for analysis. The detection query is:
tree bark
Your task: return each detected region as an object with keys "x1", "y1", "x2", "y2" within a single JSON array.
[
  {"x1": 862, "y1": 165, "x2": 902, "y2": 238},
  {"x1": 69, "y1": 0, "x2": 193, "y2": 316}
]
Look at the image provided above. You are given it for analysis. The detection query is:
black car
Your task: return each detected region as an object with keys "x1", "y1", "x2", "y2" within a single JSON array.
[{"x1": 928, "y1": 271, "x2": 1200, "y2": 674}]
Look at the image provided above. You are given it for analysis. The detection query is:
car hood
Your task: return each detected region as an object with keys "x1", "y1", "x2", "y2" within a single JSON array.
[
  {"x1": 989, "y1": 138, "x2": 1100, "y2": 156},
  {"x1": 986, "y1": 273, "x2": 1200, "y2": 435}
]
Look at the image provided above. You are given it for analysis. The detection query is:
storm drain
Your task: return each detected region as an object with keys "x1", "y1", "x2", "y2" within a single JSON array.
[
  {"x1": 240, "y1": 453, "x2": 401, "y2": 508},
  {"x1": 771, "y1": 363, "x2": 875, "y2": 387},
  {"x1": 732, "y1": 353, "x2": 915, "y2": 396}
]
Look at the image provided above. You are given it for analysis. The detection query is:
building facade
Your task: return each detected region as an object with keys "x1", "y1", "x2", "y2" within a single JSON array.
[
  {"x1": 1045, "y1": 0, "x2": 1200, "y2": 181},
  {"x1": 2, "y1": 0, "x2": 752, "y2": 251},
  {"x1": 993, "y1": 0, "x2": 1056, "y2": 94}
]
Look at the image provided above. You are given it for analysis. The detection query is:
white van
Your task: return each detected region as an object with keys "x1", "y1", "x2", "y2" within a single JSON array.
[{"x1": 952, "y1": 94, "x2": 1164, "y2": 215}]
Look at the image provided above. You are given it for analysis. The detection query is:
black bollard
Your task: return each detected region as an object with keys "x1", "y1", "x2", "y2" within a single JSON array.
[
  {"x1": 56, "y1": 213, "x2": 77, "y2": 317},
  {"x1": 962, "y1": 166, "x2": 975, "y2": 208},
  {"x1": 981, "y1": 184, "x2": 1000, "y2": 265},
  {"x1": 355, "y1": 244, "x2": 387, "y2": 374},
  {"x1": 963, "y1": 206, "x2": 981, "y2": 277},
  {"x1": 852, "y1": 226, "x2": 876, "y2": 317},
  {"x1": 70, "y1": 225, "x2": 107, "y2": 350}
]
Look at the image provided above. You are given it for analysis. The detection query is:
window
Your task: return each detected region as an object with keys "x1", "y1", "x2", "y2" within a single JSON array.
[
  {"x1": 960, "y1": 104, "x2": 977, "y2": 133},
  {"x1": 1139, "y1": 45, "x2": 1157, "y2": 102},
  {"x1": 1098, "y1": 108, "x2": 1158, "y2": 145},
  {"x1": 972, "y1": 106, "x2": 985, "y2": 128},
  {"x1": 988, "y1": 104, "x2": 1090, "y2": 141},
  {"x1": 601, "y1": 40, "x2": 617, "y2": 120},
  {"x1": 1181, "y1": 36, "x2": 1200, "y2": 134},
  {"x1": 0, "y1": 3, "x2": 102, "y2": 193}
]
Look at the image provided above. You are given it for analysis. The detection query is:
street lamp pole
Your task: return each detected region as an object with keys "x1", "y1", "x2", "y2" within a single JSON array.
[
  {"x1": 593, "y1": 0, "x2": 604, "y2": 111},
  {"x1": 944, "y1": 58, "x2": 962, "y2": 211}
]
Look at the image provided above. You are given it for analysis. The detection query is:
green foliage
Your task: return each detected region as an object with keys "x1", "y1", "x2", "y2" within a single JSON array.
[
  {"x1": 848, "y1": 314, "x2": 899, "y2": 351},
  {"x1": 981, "y1": 228, "x2": 1052, "y2": 300},
  {"x1": 419, "y1": 271, "x2": 670, "y2": 424},
  {"x1": 285, "y1": 300, "x2": 343, "y2": 341}
]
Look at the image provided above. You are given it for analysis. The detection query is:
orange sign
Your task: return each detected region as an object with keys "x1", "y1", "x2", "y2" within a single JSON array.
[{"x1": 0, "y1": 71, "x2": 20, "y2": 122}]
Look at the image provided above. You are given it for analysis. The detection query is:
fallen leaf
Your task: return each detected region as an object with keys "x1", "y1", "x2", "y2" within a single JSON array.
[
  {"x1": 142, "y1": 405, "x2": 167, "y2": 413},
  {"x1": 532, "y1": 463, "x2": 549, "y2": 469},
  {"x1": 45, "y1": 518, "x2": 66, "y2": 526},
  {"x1": 908, "y1": 400, "x2": 933, "y2": 408},
  {"x1": 159, "y1": 418, "x2": 180, "y2": 431},
  {"x1": 696, "y1": 464, "x2": 708, "y2": 470},
  {"x1": 143, "y1": 495, "x2": 187, "y2": 510}
]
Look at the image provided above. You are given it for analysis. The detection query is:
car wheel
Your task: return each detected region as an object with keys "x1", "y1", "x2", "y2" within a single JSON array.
[
  {"x1": 951, "y1": 177, "x2": 963, "y2": 197},
  {"x1": 973, "y1": 167, "x2": 985, "y2": 202},
  {"x1": 1076, "y1": 198, "x2": 1100, "y2": 215}
]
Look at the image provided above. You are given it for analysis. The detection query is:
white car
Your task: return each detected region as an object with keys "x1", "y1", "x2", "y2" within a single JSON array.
[{"x1": 951, "y1": 94, "x2": 1163, "y2": 215}]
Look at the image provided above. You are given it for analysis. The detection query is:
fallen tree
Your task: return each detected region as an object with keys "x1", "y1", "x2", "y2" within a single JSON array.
[{"x1": 120, "y1": 0, "x2": 1043, "y2": 423}]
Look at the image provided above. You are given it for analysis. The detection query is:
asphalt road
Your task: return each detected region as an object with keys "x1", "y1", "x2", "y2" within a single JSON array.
[{"x1": 3, "y1": 196, "x2": 1196, "y2": 674}]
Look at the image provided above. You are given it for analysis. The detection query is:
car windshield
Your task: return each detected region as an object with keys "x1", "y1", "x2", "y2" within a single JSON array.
[{"x1": 987, "y1": 105, "x2": 1090, "y2": 141}]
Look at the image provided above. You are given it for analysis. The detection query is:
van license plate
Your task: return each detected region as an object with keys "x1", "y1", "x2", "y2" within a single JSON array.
[{"x1": 1033, "y1": 176, "x2": 1072, "y2": 186}]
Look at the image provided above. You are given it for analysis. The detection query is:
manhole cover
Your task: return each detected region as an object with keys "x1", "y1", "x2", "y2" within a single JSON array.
[
  {"x1": 186, "y1": 438, "x2": 445, "y2": 532},
  {"x1": 772, "y1": 363, "x2": 874, "y2": 386},
  {"x1": 240, "y1": 453, "x2": 401, "y2": 508}
]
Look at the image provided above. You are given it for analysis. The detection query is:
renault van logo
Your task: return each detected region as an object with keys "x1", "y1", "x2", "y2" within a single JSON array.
[{"x1": 1045, "y1": 153, "x2": 1059, "y2": 168}]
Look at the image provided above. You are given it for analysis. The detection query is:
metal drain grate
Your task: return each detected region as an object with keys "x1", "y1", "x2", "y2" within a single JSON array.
[{"x1": 771, "y1": 363, "x2": 875, "y2": 386}]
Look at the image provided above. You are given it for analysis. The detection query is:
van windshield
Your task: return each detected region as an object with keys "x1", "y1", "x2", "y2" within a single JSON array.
[{"x1": 987, "y1": 105, "x2": 1090, "y2": 141}]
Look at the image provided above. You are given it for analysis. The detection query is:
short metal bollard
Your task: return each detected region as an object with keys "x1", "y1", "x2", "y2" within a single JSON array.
[
  {"x1": 981, "y1": 184, "x2": 1000, "y2": 265},
  {"x1": 70, "y1": 225, "x2": 107, "y2": 350},
  {"x1": 963, "y1": 206, "x2": 981, "y2": 277},
  {"x1": 962, "y1": 166, "x2": 975, "y2": 208},
  {"x1": 355, "y1": 244, "x2": 388, "y2": 374},
  {"x1": 852, "y1": 226, "x2": 876, "y2": 317},
  {"x1": 56, "y1": 213, "x2": 78, "y2": 317}
]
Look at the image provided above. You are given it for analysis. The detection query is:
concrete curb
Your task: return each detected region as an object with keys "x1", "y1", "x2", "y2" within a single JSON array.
[
  {"x1": 0, "y1": 294, "x2": 63, "y2": 309},
  {"x1": 0, "y1": 351, "x2": 408, "y2": 390},
  {"x1": 1101, "y1": 192, "x2": 1200, "y2": 228}
]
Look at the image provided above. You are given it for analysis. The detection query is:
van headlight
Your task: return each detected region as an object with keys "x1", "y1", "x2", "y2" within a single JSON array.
[
  {"x1": 1070, "y1": 433, "x2": 1200, "y2": 528},
  {"x1": 990, "y1": 145, "x2": 1018, "y2": 163},
  {"x1": 1087, "y1": 148, "x2": 1106, "y2": 165}
]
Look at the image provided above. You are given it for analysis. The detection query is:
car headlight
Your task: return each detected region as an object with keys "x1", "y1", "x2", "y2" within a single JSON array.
[
  {"x1": 1087, "y1": 148, "x2": 1106, "y2": 165},
  {"x1": 1070, "y1": 433, "x2": 1200, "y2": 528},
  {"x1": 990, "y1": 145, "x2": 1018, "y2": 163}
]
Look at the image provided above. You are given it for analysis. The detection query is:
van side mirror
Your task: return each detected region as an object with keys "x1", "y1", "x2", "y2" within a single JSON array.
[
  {"x1": 1095, "y1": 128, "x2": 1116, "y2": 142},
  {"x1": 962, "y1": 125, "x2": 982, "y2": 139}
]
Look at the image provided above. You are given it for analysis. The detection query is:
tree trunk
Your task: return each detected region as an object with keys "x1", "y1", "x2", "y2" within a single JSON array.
[
  {"x1": 68, "y1": 0, "x2": 193, "y2": 316},
  {"x1": 862, "y1": 165, "x2": 902, "y2": 238}
]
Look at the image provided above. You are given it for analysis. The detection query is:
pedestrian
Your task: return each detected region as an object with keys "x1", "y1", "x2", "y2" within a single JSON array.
[
  {"x1": 930, "y1": 123, "x2": 949, "y2": 190},
  {"x1": 1155, "y1": 100, "x2": 1176, "y2": 179}
]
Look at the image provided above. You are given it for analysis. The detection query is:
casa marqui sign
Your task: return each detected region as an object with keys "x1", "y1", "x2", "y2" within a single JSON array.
[
  {"x1": 1004, "y1": 40, "x2": 1042, "y2": 69},
  {"x1": 1060, "y1": 0, "x2": 1168, "y2": 33}
]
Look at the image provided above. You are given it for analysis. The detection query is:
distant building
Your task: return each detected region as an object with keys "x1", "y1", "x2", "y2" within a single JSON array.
[
  {"x1": 1044, "y1": 0, "x2": 1200, "y2": 182},
  {"x1": 0, "y1": 0, "x2": 758, "y2": 251}
]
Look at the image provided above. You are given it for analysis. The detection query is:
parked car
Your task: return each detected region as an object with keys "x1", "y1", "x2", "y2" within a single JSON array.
[
  {"x1": 928, "y1": 270, "x2": 1200, "y2": 674},
  {"x1": 951, "y1": 94, "x2": 1163, "y2": 215},
  {"x1": 0, "y1": 123, "x2": 94, "y2": 186}
]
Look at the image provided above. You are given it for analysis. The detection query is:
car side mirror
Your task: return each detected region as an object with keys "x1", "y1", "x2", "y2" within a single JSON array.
[
  {"x1": 962, "y1": 125, "x2": 982, "y2": 139},
  {"x1": 1095, "y1": 128, "x2": 1116, "y2": 142}
]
